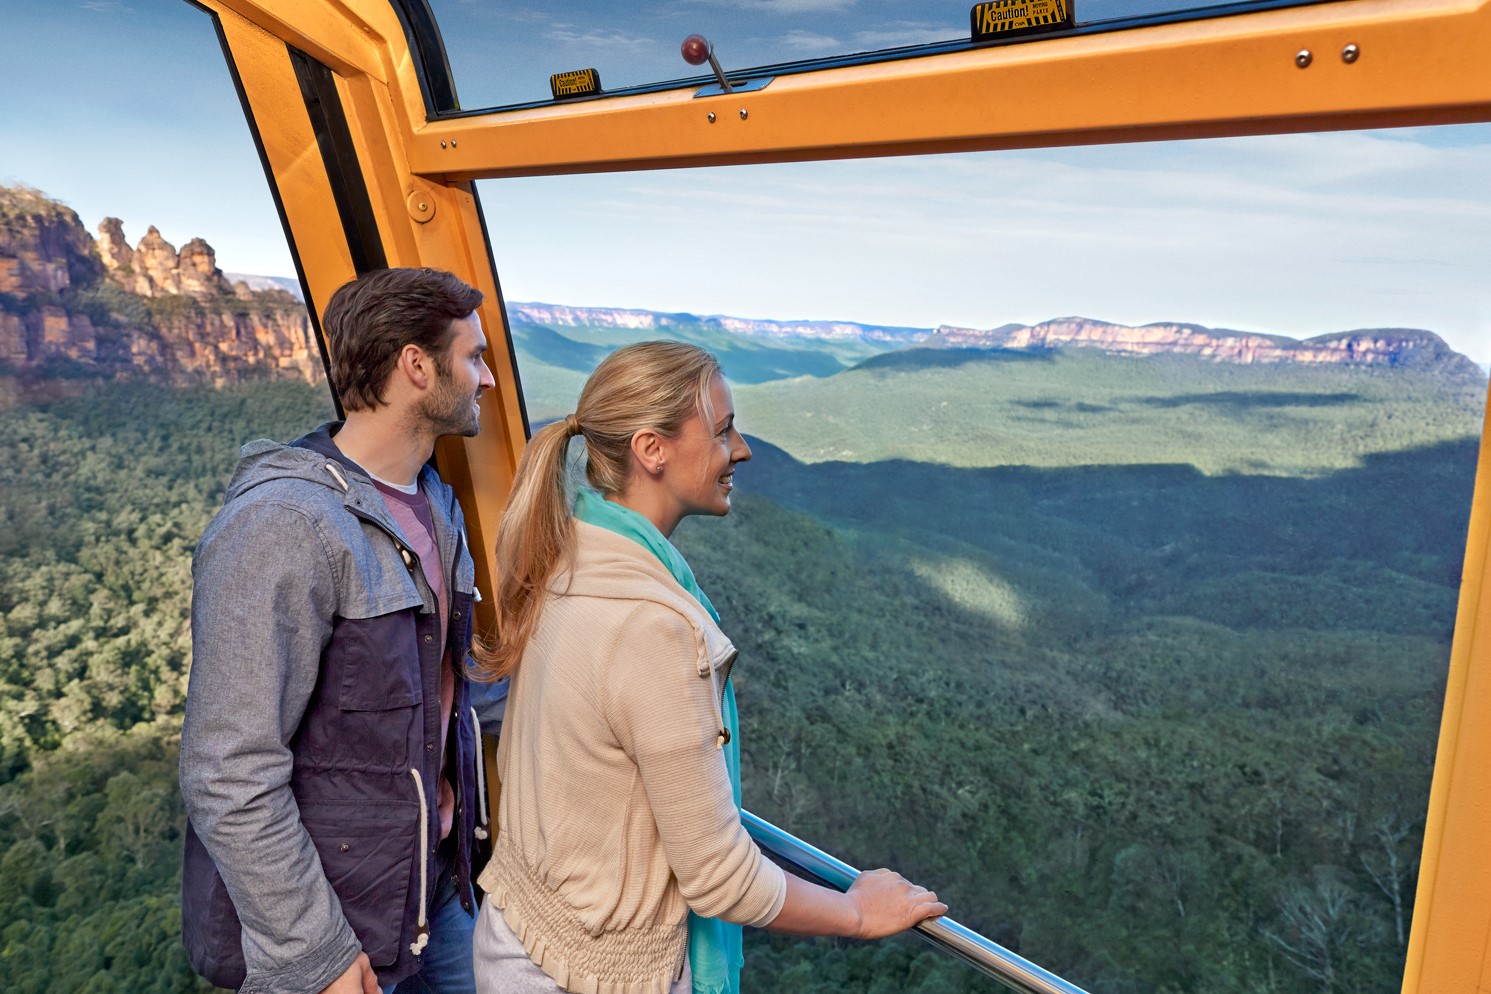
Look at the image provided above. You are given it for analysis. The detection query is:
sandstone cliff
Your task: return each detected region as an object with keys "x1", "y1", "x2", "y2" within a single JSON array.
[
  {"x1": 0, "y1": 185, "x2": 321, "y2": 406},
  {"x1": 927, "y1": 317, "x2": 1483, "y2": 378}
]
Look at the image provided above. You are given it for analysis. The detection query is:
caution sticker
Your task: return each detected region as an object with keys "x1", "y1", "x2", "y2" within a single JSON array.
[
  {"x1": 970, "y1": 0, "x2": 1072, "y2": 41},
  {"x1": 550, "y1": 68, "x2": 602, "y2": 100}
]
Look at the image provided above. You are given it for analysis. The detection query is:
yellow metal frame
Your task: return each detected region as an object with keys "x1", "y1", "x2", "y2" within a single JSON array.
[{"x1": 191, "y1": 2, "x2": 1491, "y2": 991}]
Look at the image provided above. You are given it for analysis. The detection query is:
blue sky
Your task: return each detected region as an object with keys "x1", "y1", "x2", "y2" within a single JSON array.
[{"x1": 3, "y1": 1, "x2": 1489, "y2": 361}]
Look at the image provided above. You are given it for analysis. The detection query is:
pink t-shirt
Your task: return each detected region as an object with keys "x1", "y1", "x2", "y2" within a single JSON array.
[{"x1": 373, "y1": 479, "x2": 457, "y2": 841}]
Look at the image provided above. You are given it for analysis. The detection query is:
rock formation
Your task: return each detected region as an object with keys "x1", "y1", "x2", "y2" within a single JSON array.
[
  {"x1": 0, "y1": 184, "x2": 322, "y2": 405},
  {"x1": 3, "y1": 183, "x2": 1479, "y2": 408},
  {"x1": 926, "y1": 317, "x2": 1482, "y2": 378}
]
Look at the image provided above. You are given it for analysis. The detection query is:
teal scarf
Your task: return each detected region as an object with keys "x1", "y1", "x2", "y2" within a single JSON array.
[{"x1": 573, "y1": 489, "x2": 744, "y2": 994}]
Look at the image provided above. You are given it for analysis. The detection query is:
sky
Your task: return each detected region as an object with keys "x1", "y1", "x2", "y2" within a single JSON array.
[{"x1": 2, "y1": 1, "x2": 1489, "y2": 362}]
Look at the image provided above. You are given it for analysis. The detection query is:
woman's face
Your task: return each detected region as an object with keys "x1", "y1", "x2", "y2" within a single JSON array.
[{"x1": 658, "y1": 373, "x2": 752, "y2": 526}]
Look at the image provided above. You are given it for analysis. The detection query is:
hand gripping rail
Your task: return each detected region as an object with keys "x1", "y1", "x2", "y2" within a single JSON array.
[{"x1": 741, "y1": 810, "x2": 1095, "y2": 994}]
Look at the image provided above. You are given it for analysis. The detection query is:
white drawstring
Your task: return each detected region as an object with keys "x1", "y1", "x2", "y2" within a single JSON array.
[
  {"x1": 407, "y1": 769, "x2": 430, "y2": 956},
  {"x1": 470, "y1": 707, "x2": 490, "y2": 841},
  {"x1": 324, "y1": 462, "x2": 350, "y2": 492}
]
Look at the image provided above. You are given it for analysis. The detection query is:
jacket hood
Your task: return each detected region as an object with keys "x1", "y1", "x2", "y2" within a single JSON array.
[
  {"x1": 222, "y1": 423, "x2": 449, "y2": 508},
  {"x1": 221, "y1": 423, "x2": 362, "y2": 503},
  {"x1": 556, "y1": 521, "x2": 736, "y2": 676}
]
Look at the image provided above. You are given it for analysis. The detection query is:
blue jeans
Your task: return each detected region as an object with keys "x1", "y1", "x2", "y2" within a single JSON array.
[{"x1": 385, "y1": 861, "x2": 478, "y2": 994}]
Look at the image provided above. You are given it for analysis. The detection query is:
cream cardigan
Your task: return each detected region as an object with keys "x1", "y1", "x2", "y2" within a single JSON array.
[{"x1": 478, "y1": 522, "x2": 787, "y2": 994}]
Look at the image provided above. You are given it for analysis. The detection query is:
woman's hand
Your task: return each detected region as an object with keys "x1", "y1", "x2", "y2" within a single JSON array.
[
  {"x1": 847, "y1": 868, "x2": 947, "y2": 939},
  {"x1": 768, "y1": 868, "x2": 947, "y2": 938}
]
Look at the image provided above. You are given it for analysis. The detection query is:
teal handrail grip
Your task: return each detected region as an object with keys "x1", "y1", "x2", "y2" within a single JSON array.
[{"x1": 741, "y1": 810, "x2": 1096, "y2": 994}]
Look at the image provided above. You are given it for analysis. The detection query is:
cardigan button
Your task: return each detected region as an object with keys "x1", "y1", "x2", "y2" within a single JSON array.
[
  {"x1": 424, "y1": 634, "x2": 434, "y2": 644},
  {"x1": 339, "y1": 844, "x2": 350, "y2": 853}
]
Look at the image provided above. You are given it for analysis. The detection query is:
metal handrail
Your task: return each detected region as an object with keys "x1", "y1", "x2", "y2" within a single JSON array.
[{"x1": 742, "y1": 810, "x2": 1095, "y2": 994}]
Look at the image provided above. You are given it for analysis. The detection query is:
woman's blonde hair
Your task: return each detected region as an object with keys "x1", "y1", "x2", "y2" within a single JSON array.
[{"x1": 473, "y1": 341, "x2": 722, "y2": 681}]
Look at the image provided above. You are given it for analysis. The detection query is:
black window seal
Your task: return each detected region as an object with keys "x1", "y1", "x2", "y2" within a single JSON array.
[
  {"x1": 384, "y1": 0, "x2": 461, "y2": 116},
  {"x1": 288, "y1": 46, "x2": 389, "y2": 278}
]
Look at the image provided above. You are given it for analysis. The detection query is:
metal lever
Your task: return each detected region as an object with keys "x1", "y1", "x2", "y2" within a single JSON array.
[{"x1": 681, "y1": 34, "x2": 733, "y2": 93}]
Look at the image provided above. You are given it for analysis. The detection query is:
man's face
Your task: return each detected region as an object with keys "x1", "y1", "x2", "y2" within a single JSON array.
[{"x1": 416, "y1": 312, "x2": 495, "y2": 437}]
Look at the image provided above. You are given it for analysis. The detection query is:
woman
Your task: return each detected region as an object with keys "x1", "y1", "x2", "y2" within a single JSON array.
[{"x1": 472, "y1": 341, "x2": 945, "y2": 994}]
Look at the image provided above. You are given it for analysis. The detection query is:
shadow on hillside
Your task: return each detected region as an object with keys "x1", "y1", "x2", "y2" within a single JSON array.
[
  {"x1": 1136, "y1": 390, "x2": 1365, "y2": 410},
  {"x1": 737, "y1": 433, "x2": 1479, "y2": 637},
  {"x1": 1014, "y1": 399, "x2": 1116, "y2": 413},
  {"x1": 851, "y1": 347, "x2": 1056, "y2": 374}
]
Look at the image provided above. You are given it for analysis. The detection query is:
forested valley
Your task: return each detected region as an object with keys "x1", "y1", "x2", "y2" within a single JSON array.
[
  {"x1": 0, "y1": 382, "x2": 333, "y2": 993},
  {"x1": 0, "y1": 335, "x2": 1482, "y2": 992}
]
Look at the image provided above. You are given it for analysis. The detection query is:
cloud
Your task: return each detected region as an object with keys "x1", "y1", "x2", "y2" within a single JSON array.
[
  {"x1": 753, "y1": 0, "x2": 856, "y2": 10},
  {"x1": 850, "y1": 23, "x2": 962, "y2": 48},
  {"x1": 781, "y1": 30, "x2": 842, "y2": 52},
  {"x1": 544, "y1": 28, "x2": 655, "y2": 50},
  {"x1": 80, "y1": 1, "x2": 131, "y2": 11},
  {"x1": 682, "y1": 0, "x2": 857, "y2": 12}
]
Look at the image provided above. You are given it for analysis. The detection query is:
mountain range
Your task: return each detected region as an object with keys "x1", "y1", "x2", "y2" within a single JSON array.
[{"x1": 1, "y1": 182, "x2": 1481, "y2": 409}]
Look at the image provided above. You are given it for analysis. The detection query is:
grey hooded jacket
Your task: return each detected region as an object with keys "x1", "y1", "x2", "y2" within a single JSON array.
[{"x1": 180, "y1": 424, "x2": 496, "y2": 994}]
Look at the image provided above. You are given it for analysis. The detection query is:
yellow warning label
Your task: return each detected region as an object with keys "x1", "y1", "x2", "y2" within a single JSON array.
[
  {"x1": 550, "y1": 68, "x2": 601, "y2": 99},
  {"x1": 970, "y1": 0, "x2": 1071, "y2": 40}
]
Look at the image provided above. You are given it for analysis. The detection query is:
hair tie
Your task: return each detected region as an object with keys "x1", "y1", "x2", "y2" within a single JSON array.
[{"x1": 564, "y1": 414, "x2": 581, "y2": 436}]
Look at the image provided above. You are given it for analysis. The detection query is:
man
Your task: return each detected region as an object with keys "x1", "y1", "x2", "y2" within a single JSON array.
[{"x1": 181, "y1": 267, "x2": 501, "y2": 994}]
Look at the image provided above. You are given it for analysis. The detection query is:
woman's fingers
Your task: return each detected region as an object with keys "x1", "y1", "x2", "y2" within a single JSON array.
[{"x1": 848, "y1": 868, "x2": 948, "y2": 939}]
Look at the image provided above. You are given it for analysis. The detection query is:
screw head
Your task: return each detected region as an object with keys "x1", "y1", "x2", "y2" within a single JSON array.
[
  {"x1": 1342, "y1": 43, "x2": 1360, "y2": 63},
  {"x1": 1295, "y1": 49, "x2": 1312, "y2": 68},
  {"x1": 450, "y1": 140, "x2": 458, "y2": 148},
  {"x1": 440, "y1": 140, "x2": 447, "y2": 148},
  {"x1": 739, "y1": 108, "x2": 748, "y2": 120},
  {"x1": 707, "y1": 111, "x2": 716, "y2": 123}
]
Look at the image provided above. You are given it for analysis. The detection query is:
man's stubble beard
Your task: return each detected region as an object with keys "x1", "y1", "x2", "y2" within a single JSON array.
[{"x1": 414, "y1": 366, "x2": 481, "y2": 438}]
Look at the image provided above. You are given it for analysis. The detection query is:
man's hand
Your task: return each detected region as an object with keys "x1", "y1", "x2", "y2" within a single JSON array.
[{"x1": 320, "y1": 952, "x2": 379, "y2": 994}]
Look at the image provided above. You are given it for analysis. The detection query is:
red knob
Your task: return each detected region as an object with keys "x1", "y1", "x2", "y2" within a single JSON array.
[{"x1": 681, "y1": 34, "x2": 710, "y2": 66}]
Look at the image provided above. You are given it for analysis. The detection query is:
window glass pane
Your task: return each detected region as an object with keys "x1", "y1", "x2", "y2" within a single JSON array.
[
  {"x1": 480, "y1": 124, "x2": 1490, "y2": 992},
  {"x1": 1, "y1": 5, "x2": 331, "y2": 987},
  {"x1": 429, "y1": 0, "x2": 1325, "y2": 110}
]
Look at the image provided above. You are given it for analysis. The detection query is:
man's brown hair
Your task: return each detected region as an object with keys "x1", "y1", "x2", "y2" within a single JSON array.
[{"x1": 321, "y1": 267, "x2": 484, "y2": 411}]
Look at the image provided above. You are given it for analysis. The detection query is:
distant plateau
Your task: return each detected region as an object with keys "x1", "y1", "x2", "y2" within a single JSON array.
[{"x1": 1, "y1": 182, "x2": 1481, "y2": 408}]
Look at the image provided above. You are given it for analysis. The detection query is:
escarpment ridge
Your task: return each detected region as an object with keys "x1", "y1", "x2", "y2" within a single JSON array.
[
  {"x1": 0, "y1": 184, "x2": 321, "y2": 406},
  {"x1": 923, "y1": 317, "x2": 1480, "y2": 378},
  {"x1": 3, "y1": 183, "x2": 1479, "y2": 408}
]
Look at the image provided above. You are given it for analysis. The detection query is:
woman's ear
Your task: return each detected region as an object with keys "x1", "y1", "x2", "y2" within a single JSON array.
[{"x1": 630, "y1": 429, "x2": 667, "y2": 477}]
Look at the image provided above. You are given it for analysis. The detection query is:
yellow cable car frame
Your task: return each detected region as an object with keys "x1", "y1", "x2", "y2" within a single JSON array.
[{"x1": 189, "y1": 1, "x2": 1491, "y2": 989}]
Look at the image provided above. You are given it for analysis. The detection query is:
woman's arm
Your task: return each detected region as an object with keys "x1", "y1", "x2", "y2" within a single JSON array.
[{"x1": 765, "y1": 869, "x2": 947, "y2": 939}]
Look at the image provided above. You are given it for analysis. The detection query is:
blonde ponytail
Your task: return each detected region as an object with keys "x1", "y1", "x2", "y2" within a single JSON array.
[{"x1": 472, "y1": 341, "x2": 721, "y2": 681}]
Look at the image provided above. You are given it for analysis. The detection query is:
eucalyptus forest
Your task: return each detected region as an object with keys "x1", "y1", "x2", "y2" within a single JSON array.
[{"x1": 0, "y1": 311, "x2": 1482, "y2": 992}]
